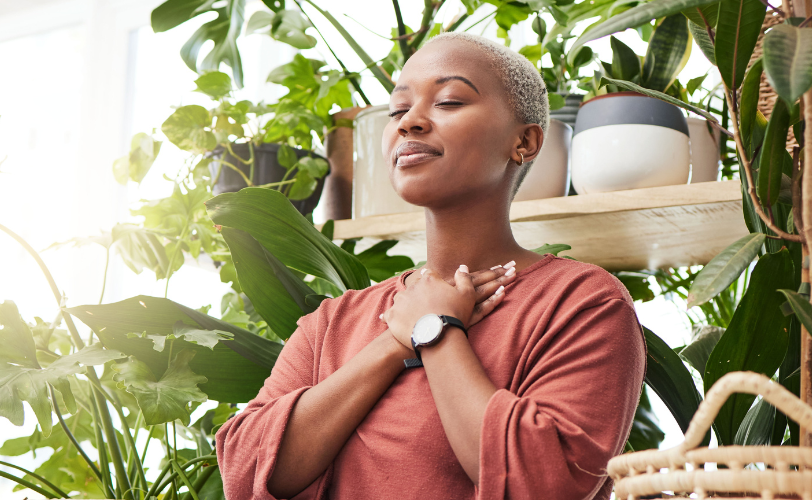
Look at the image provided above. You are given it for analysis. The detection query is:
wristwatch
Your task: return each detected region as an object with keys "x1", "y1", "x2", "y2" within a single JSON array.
[{"x1": 403, "y1": 314, "x2": 468, "y2": 368}]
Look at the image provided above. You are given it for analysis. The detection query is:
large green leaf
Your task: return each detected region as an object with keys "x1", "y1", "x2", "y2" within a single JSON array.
[
  {"x1": 600, "y1": 76, "x2": 721, "y2": 124},
  {"x1": 346, "y1": 240, "x2": 415, "y2": 283},
  {"x1": 688, "y1": 20, "x2": 717, "y2": 65},
  {"x1": 756, "y1": 99, "x2": 791, "y2": 206},
  {"x1": 221, "y1": 227, "x2": 315, "y2": 340},
  {"x1": 687, "y1": 233, "x2": 765, "y2": 308},
  {"x1": 206, "y1": 188, "x2": 369, "y2": 291},
  {"x1": 734, "y1": 397, "x2": 775, "y2": 445},
  {"x1": 151, "y1": 0, "x2": 216, "y2": 32},
  {"x1": 679, "y1": 325, "x2": 726, "y2": 374},
  {"x1": 66, "y1": 296, "x2": 282, "y2": 403},
  {"x1": 763, "y1": 24, "x2": 812, "y2": 105},
  {"x1": 627, "y1": 388, "x2": 666, "y2": 451},
  {"x1": 741, "y1": 58, "x2": 764, "y2": 154},
  {"x1": 714, "y1": 0, "x2": 766, "y2": 90},
  {"x1": 610, "y1": 36, "x2": 642, "y2": 81},
  {"x1": 704, "y1": 249, "x2": 794, "y2": 445},
  {"x1": 569, "y1": 0, "x2": 721, "y2": 62},
  {"x1": 644, "y1": 326, "x2": 704, "y2": 437},
  {"x1": 642, "y1": 14, "x2": 692, "y2": 91},
  {"x1": 181, "y1": 1, "x2": 245, "y2": 88},
  {"x1": 112, "y1": 348, "x2": 207, "y2": 426}
]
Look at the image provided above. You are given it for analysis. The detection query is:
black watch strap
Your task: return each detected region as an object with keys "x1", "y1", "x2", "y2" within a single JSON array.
[
  {"x1": 440, "y1": 315, "x2": 468, "y2": 337},
  {"x1": 403, "y1": 315, "x2": 467, "y2": 368}
]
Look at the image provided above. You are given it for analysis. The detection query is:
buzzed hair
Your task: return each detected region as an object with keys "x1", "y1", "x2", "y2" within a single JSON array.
[{"x1": 422, "y1": 32, "x2": 549, "y2": 197}]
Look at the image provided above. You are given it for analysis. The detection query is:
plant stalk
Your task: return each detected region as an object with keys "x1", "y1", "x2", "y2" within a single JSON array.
[
  {"x1": 93, "y1": 386, "x2": 133, "y2": 499},
  {"x1": 99, "y1": 245, "x2": 110, "y2": 304},
  {"x1": 0, "y1": 459, "x2": 69, "y2": 498},
  {"x1": 392, "y1": 0, "x2": 412, "y2": 60},
  {"x1": 801, "y1": 88, "x2": 812, "y2": 446},
  {"x1": 0, "y1": 470, "x2": 59, "y2": 499}
]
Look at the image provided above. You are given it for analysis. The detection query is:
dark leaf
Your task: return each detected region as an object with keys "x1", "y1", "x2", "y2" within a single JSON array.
[
  {"x1": 714, "y1": 0, "x2": 766, "y2": 90},
  {"x1": 756, "y1": 99, "x2": 791, "y2": 206}
]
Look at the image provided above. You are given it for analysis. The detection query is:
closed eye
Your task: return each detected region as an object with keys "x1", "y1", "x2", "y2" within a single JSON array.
[
  {"x1": 389, "y1": 109, "x2": 408, "y2": 118},
  {"x1": 437, "y1": 101, "x2": 463, "y2": 107}
]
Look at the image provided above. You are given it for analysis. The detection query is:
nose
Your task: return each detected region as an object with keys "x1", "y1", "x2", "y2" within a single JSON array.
[{"x1": 397, "y1": 106, "x2": 432, "y2": 137}]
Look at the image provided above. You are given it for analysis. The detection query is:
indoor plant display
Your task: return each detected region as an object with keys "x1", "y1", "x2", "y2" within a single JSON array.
[{"x1": 571, "y1": 16, "x2": 692, "y2": 194}]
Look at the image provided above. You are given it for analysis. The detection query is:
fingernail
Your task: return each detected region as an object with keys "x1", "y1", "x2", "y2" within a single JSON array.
[
  {"x1": 459, "y1": 264, "x2": 469, "y2": 273},
  {"x1": 490, "y1": 265, "x2": 502, "y2": 270},
  {"x1": 504, "y1": 260, "x2": 516, "y2": 269},
  {"x1": 505, "y1": 267, "x2": 515, "y2": 277},
  {"x1": 379, "y1": 313, "x2": 384, "y2": 319},
  {"x1": 420, "y1": 268, "x2": 427, "y2": 275},
  {"x1": 495, "y1": 285, "x2": 505, "y2": 295}
]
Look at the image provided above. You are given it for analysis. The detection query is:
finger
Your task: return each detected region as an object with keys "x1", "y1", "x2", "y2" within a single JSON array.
[
  {"x1": 454, "y1": 265, "x2": 475, "y2": 294},
  {"x1": 473, "y1": 266, "x2": 516, "y2": 303},
  {"x1": 469, "y1": 285, "x2": 506, "y2": 326},
  {"x1": 468, "y1": 260, "x2": 516, "y2": 288}
]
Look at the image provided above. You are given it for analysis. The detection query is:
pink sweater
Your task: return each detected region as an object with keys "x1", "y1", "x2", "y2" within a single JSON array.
[{"x1": 215, "y1": 254, "x2": 646, "y2": 500}]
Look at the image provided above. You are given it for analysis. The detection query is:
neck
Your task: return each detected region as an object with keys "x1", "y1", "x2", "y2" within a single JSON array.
[{"x1": 423, "y1": 194, "x2": 525, "y2": 281}]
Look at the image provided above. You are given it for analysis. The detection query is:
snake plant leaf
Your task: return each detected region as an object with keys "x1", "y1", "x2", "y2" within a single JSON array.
[
  {"x1": 704, "y1": 248, "x2": 794, "y2": 446},
  {"x1": 687, "y1": 233, "x2": 765, "y2": 308},
  {"x1": 112, "y1": 348, "x2": 207, "y2": 426},
  {"x1": 756, "y1": 99, "x2": 791, "y2": 206},
  {"x1": 714, "y1": 0, "x2": 766, "y2": 90},
  {"x1": 610, "y1": 36, "x2": 642, "y2": 81},
  {"x1": 206, "y1": 188, "x2": 370, "y2": 291},
  {"x1": 600, "y1": 76, "x2": 721, "y2": 125},
  {"x1": 687, "y1": 20, "x2": 717, "y2": 65},
  {"x1": 66, "y1": 296, "x2": 282, "y2": 403},
  {"x1": 568, "y1": 0, "x2": 721, "y2": 63},
  {"x1": 777, "y1": 289, "x2": 812, "y2": 336},
  {"x1": 642, "y1": 14, "x2": 692, "y2": 92},
  {"x1": 741, "y1": 59, "x2": 764, "y2": 154},
  {"x1": 221, "y1": 227, "x2": 316, "y2": 340},
  {"x1": 734, "y1": 397, "x2": 776, "y2": 445},
  {"x1": 643, "y1": 326, "x2": 704, "y2": 437},
  {"x1": 763, "y1": 24, "x2": 812, "y2": 105},
  {"x1": 161, "y1": 105, "x2": 216, "y2": 154},
  {"x1": 0, "y1": 344, "x2": 125, "y2": 436},
  {"x1": 680, "y1": 325, "x2": 726, "y2": 374}
]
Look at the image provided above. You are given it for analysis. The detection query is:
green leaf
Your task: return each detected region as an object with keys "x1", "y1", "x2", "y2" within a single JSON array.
[
  {"x1": 687, "y1": 233, "x2": 765, "y2": 308},
  {"x1": 66, "y1": 296, "x2": 282, "y2": 403},
  {"x1": 179, "y1": 1, "x2": 246, "y2": 88},
  {"x1": 194, "y1": 71, "x2": 233, "y2": 100},
  {"x1": 615, "y1": 271, "x2": 656, "y2": 302},
  {"x1": 734, "y1": 397, "x2": 775, "y2": 445},
  {"x1": 277, "y1": 144, "x2": 298, "y2": 169},
  {"x1": 688, "y1": 20, "x2": 717, "y2": 65},
  {"x1": 627, "y1": 388, "x2": 666, "y2": 451},
  {"x1": 531, "y1": 243, "x2": 572, "y2": 256},
  {"x1": 741, "y1": 58, "x2": 764, "y2": 154},
  {"x1": 569, "y1": 0, "x2": 721, "y2": 62},
  {"x1": 611, "y1": 36, "x2": 642, "y2": 81},
  {"x1": 644, "y1": 326, "x2": 705, "y2": 437},
  {"x1": 288, "y1": 170, "x2": 317, "y2": 200},
  {"x1": 128, "y1": 321, "x2": 234, "y2": 352},
  {"x1": 269, "y1": 10, "x2": 317, "y2": 49},
  {"x1": 0, "y1": 301, "x2": 39, "y2": 368},
  {"x1": 352, "y1": 240, "x2": 415, "y2": 283},
  {"x1": 686, "y1": 73, "x2": 708, "y2": 94},
  {"x1": 111, "y1": 223, "x2": 171, "y2": 278},
  {"x1": 762, "y1": 24, "x2": 812, "y2": 105},
  {"x1": 679, "y1": 325, "x2": 726, "y2": 374},
  {"x1": 495, "y1": 2, "x2": 532, "y2": 30},
  {"x1": 704, "y1": 249, "x2": 794, "y2": 445},
  {"x1": 532, "y1": 15, "x2": 547, "y2": 41},
  {"x1": 756, "y1": 98, "x2": 791, "y2": 206},
  {"x1": 112, "y1": 348, "x2": 207, "y2": 426},
  {"x1": 161, "y1": 105, "x2": 216, "y2": 154},
  {"x1": 599, "y1": 76, "x2": 721, "y2": 124},
  {"x1": 221, "y1": 227, "x2": 316, "y2": 340},
  {"x1": 777, "y1": 289, "x2": 812, "y2": 335},
  {"x1": 206, "y1": 188, "x2": 370, "y2": 291},
  {"x1": 714, "y1": 0, "x2": 766, "y2": 90},
  {"x1": 682, "y1": 2, "x2": 720, "y2": 27},
  {"x1": 246, "y1": 10, "x2": 273, "y2": 34},
  {"x1": 151, "y1": 0, "x2": 215, "y2": 32},
  {"x1": 548, "y1": 92, "x2": 566, "y2": 110},
  {"x1": 642, "y1": 14, "x2": 692, "y2": 91},
  {"x1": 296, "y1": 156, "x2": 329, "y2": 178}
]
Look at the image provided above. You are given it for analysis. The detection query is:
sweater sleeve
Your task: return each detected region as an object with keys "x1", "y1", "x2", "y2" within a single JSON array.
[
  {"x1": 476, "y1": 298, "x2": 646, "y2": 500},
  {"x1": 215, "y1": 305, "x2": 329, "y2": 500}
]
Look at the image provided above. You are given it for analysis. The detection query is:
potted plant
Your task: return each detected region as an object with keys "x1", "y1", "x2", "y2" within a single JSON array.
[{"x1": 570, "y1": 15, "x2": 693, "y2": 194}]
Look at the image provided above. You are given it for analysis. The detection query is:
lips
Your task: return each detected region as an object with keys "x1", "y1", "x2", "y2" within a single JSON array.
[{"x1": 395, "y1": 141, "x2": 442, "y2": 168}]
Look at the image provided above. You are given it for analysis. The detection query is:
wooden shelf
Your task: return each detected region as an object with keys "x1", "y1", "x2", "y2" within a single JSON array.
[{"x1": 332, "y1": 181, "x2": 748, "y2": 271}]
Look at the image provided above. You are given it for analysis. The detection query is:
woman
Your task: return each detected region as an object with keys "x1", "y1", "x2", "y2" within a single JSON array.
[{"x1": 216, "y1": 32, "x2": 646, "y2": 500}]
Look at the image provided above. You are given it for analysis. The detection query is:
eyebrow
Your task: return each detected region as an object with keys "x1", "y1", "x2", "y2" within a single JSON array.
[{"x1": 392, "y1": 75, "x2": 480, "y2": 94}]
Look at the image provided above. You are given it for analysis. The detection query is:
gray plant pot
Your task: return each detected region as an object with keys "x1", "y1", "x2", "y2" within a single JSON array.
[{"x1": 549, "y1": 93, "x2": 584, "y2": 129}]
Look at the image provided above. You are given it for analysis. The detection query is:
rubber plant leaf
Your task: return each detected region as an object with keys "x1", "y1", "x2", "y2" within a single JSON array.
[
  {"x1": 687, "y1": 233, "x2": 765, "y2": 308},
  {"x1": 687, "y1": 20, "x2": 717, "y2": 65},
  {"x1": 756, "y1": 99, "x2": 791, "y2": 206},
  {"x1": 762, "y1": 24, "x2": 812, "y2": 105},
  {"x1": 740, "y1": 59, "x2": 764, "y2": 154},
  {"x1": 714, "y1": 0, "x2": 766, "y2": 90},
  {"x1": 704, "y1": 248, "x2": 794, "y2": 446},
  {"x1": 568, "y1": 0, "x2": 721, "y2": 64},
  {"x1": 112, "y1": 348, "x2": 207, "y2": 426},
  {"x1": 777, "y1": 289, "x2": 812, "y2": 336},
  {"x1": 682, "y1": 2, "x2": 720, "y2": 28},
  {"x1": 642, "y1": 14, "x2": 692, "y2": 92},
  {"x1": 66, "y1": 296, "x2": 283, "y2": 403},
  {"x1": 206, "y1": 188, "x2": 370, "y2": 292}
]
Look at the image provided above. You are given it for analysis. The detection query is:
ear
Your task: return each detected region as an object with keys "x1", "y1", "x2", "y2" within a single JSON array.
[{"x1": 515, "y1": 123, "x2": 544, "y2": 163}]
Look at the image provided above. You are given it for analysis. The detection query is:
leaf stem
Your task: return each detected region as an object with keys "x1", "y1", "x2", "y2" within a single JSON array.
[
  {"x1": 217, "y1": 159, "x2": 253, "y2": 187},
  {"x1": 108, "y1": 391, "x2": 148, "y2": 492},
  {"x1": 179, "y1": 464, "x2": 218, "y2": 500},
  {"x1": 257, "y1": 178, "x2": 297, "y2": 188},
  {"x1": 0, "y1": 470, "x2": 59, "y2": 499},
  {"x1": 0, "y1": 459, "x2": 68, "y2": 498},
  {"x1": 410, "y1": 0, "x2": 445, "y2": 49},
  {"x1": 93, "y1": 386, "x2": 134, "y2": 499},
  {"x1": 99, "y1": 245, "x2": 110, "y2": 304},
  {"x1": 171, "y1": 461, "x2": 202, "y2": 500},
  {"x1": 89, "y1": 389, "x2": 114, "y2": 497}
]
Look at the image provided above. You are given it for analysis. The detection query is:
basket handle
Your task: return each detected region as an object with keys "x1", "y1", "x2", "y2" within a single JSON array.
[{"x1": 681, "y1": 371, "x2": 812, "y2": 450}]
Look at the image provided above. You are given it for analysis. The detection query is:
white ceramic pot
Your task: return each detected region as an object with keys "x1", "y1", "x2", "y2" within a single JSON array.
[
  {"x1": 353, "y1": 105, "x2": 422, "y2": 219},
  {"x1": 514, "y1": 119, "x2": 572, "y2": 201},
  {"x1": 571, "y1": 92, "x2": 691, "y2": 194},
  {"x1": 687, "y1": 117, "x2": 721, "y2": 183}
]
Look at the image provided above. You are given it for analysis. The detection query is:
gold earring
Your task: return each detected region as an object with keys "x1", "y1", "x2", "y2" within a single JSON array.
[{"x1": 517, "y1": 153, "x2": 524, "y2": 166}]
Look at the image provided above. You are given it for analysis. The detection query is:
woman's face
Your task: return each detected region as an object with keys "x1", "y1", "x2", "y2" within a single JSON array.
[{"x1": 382, "y1": 40, "x2": 524, "y2": 209}]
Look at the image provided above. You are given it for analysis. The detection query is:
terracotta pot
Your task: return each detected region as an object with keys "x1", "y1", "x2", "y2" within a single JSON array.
[
  {"x1": 571, "y1": 92, "x2": 690, "y2": 194},
  {"x1": 513, "y1": 118, "x2": 572, "y2": 201},
  {"x1": 687, "y1": 117, "x2": 722, "y2": 183}
]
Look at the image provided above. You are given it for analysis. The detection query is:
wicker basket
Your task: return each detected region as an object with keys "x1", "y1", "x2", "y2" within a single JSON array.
[{"x1": 608, "y1": 372, "x2": 812, "y2": 499}]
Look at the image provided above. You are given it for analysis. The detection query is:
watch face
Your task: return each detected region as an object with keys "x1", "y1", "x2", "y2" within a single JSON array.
[{"x1": 413, "y1": 314, "x2": 444, "y2": 344}]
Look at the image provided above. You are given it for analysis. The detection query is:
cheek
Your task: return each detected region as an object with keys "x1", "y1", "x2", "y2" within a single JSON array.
[{"x1": 381, "y1": 120, "x2": 399, "y2": 161}]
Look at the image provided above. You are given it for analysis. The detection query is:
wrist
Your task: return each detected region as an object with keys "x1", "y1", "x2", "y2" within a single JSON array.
[
  {"x1": 379, "y1": 329, "x2": 414, "y2": 364},
  {"x1": 418, "y1": 325, "x2": 467, "y2": 361}
]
